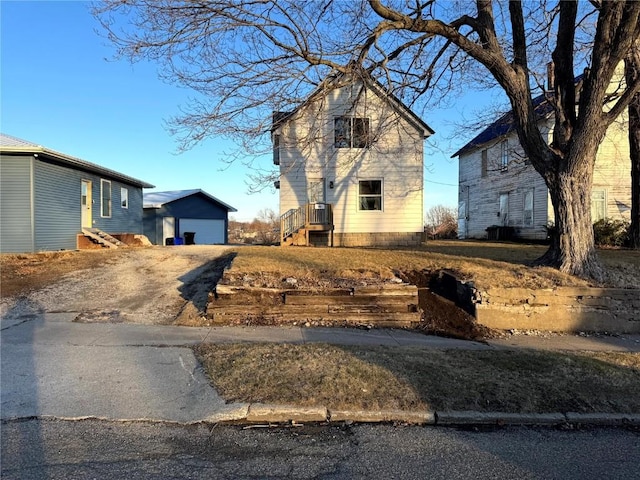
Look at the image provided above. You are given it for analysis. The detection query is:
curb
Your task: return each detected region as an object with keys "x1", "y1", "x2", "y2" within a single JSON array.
[
  {"x1": 207, "y1": 404, "x2": 640, "y2": 428},
  {"x1": 4, "y1": 409, "x2": 639, "y2": 428}
]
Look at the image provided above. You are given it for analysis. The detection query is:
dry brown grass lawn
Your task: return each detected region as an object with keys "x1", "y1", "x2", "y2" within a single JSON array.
[
  {"x1": 224, "y1": 241, "x2": 640, "y2": 290},
  {"x1": 194, "y1": 343, "x2": 640, "y2": 414},
  {"x1": 1, "y1": 250, "x2": 125, "y2": 298}
]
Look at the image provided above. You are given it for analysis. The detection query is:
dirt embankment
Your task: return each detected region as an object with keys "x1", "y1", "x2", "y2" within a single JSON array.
[{"x1": 1, "y1": 246, "x2": 234, "y2": 325}]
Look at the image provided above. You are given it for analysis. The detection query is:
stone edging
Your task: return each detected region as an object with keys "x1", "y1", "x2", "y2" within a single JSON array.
[{"x1": 205, "y1": 403, "x2": 640, "y2": 427}]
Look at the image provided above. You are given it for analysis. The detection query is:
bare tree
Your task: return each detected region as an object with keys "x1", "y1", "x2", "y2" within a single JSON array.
[
  {"x1": 627, "y1": 38, "x2": 640, "y2": 249},
  {"x1": 425, "y1": 205, "x2": 457, "y2": 239},
  {"x1": 93, "y1": 1, "x2": 640, "y2": 281},
  {"x1": 253, "y1": 208, "x2": 280, "y2": 245}
]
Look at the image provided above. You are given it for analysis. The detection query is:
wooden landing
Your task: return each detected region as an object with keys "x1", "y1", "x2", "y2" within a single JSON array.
[{"x1": 207, "y1": 283, "x2": 422, "y2": 327}]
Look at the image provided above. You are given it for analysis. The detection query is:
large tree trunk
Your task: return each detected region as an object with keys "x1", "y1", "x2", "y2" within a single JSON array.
[
  {"x1": 627, "y1": 40, "x2": 640, "y2": 249},
  {"x1": 542, "y1": 175, "x2": 603, "y2": 281},
  {"x1": 535, "y1": 144, "x2": 605, "y2": 282}
]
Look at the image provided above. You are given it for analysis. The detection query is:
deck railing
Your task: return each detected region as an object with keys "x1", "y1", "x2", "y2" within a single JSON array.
[
  {"x1": 305, "y1": 203, "x2": 333, "y2": 226},
  {"x1": 281, "y1": 203, "x2": 333, "y2": 243}
]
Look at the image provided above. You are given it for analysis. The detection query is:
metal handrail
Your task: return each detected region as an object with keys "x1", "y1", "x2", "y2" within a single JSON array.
[
  {"x1": 281, "y1": 203, "x2": 333, "y2": 243},
  {"x1": 281, "y1": 207, "x2": 305, "y2": 241}
]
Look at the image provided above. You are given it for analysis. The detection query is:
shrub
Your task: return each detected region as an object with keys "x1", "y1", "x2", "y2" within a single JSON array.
[{"x1": 593, "y1": 219, "x2": 630, "y2": 247}]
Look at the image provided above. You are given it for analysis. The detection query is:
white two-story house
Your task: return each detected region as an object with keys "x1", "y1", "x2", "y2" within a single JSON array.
[
  {"x1": 454, "y1": 92, "x2": 631, "y2": 241},
  {"x1": 273, "y1": 72, "x2": 434, "y2": 247}
]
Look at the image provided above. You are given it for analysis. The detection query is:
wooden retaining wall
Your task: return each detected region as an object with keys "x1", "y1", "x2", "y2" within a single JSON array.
[{"x1": 207, "y1": 284, "x2": 421, "y2": 327}]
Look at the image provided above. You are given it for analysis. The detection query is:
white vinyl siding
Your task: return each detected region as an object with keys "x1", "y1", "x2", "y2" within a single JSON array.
[{"x1": 277, "y1": 81, "x2": 424, "y2": 235}]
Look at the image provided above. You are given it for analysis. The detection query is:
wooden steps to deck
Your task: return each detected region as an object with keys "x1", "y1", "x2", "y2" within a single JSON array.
[
  {"x1": 207, "y1": 283, "x2": 422, "y2": 327},
  {"x1": 81, "y1": 228, "x2": 127, "y2": 249}
]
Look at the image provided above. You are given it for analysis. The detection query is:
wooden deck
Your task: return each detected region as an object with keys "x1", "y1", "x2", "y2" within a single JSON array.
[{"x1": 281, "y1": 203, "x2": 334, "y2": 246}]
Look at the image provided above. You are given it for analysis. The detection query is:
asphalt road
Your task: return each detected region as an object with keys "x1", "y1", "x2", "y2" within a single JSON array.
[{"x1": 2, "y1": 419, "x2": 639, "y2": 479}]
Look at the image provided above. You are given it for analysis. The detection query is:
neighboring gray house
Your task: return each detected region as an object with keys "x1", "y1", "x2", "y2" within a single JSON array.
[
  {"x1": 143, "y1": 189, "x2": 237, "y2": 245},
  {"x1": 0, "y1": 133, "x2": 154, "y2": 253}
]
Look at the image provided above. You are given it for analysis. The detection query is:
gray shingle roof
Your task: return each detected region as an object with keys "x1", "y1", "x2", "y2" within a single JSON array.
[{"x1": 0, "y1": 133, "x2": 155, "y2": 188}]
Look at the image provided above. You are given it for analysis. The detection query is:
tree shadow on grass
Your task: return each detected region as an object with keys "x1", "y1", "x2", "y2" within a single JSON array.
[{"x1": 175, "y1": 251, "x2": 237, "y2": 324}]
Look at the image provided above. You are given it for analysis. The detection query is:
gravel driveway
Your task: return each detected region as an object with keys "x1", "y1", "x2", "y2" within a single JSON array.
[{"x1": 1, "y1": 246, "x2": 234, "y2": 327}]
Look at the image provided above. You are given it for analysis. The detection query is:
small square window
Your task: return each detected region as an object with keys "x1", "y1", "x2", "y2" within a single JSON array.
[{"x1": 358, "y1": 180, "x2": 382, "y2": 211}]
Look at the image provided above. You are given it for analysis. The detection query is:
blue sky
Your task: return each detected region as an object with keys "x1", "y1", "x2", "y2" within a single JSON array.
[{"x1": 1, "y1": 1, "x2": 493, "y2": 222}]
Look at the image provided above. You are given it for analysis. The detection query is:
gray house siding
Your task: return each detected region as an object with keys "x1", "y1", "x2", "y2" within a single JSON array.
[
  {"x1": 1, "y1": 154, "x2": 147, "y2": 253},
  {"x1": 0, "y1": 155, "x2": 34, "y2": 253},
  {"x1": 34, "y1": 158, "x2": 83, "y2": 251},
  {"x1": 32, "y1": 157, "x2": 145, "y2": 251}
]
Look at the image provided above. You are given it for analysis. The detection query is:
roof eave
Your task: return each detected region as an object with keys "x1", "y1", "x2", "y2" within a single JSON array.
[{"x1": 1, "y1": 147, "x2": 155, "y2": 188}]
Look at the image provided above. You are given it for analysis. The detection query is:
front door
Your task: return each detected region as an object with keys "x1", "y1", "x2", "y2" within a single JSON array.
[{"x1": 81, "y1": 180, "x2": 92, "y2": 228}]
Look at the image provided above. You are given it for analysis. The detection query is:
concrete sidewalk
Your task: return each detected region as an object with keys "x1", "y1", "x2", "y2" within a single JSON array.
[{"x1": 2, "y1": 315, "x2": 639, "y2": 425}]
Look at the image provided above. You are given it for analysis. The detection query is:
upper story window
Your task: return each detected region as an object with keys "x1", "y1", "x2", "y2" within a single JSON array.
[
  {"x1": 101, "y1": 179, "x2": 112, "y2": 218},
  {"x1": 500, "y1": 140, "x2": 508, "y2": 171},
  {"x1": 358, "y1": 179, "x2": 382, "y2": 211},
  {"x1": 335, "y1": 117, "x2": 370, "y2": 148},
  {"x1": 481, "y1": 149, "x2": 488, "y2": 177},
  {"x1": 273, "y1": 134, "x2": 280, "y2": 165},
  {"x1": 121, "y1": 187, "x2": 129, "y2": 209}
]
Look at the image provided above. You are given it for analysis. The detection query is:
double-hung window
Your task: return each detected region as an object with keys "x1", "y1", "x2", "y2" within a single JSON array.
[
  {"x1": 335, "y1": 117, "x2": 370, "y2": 148},
  {"x1": 358, "y1": 180, "x2": 382, "y2": 211}
]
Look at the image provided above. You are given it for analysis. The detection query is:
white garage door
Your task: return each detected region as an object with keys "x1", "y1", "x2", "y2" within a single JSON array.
[{"x1": 179, "y1": 218, "x2": 225, "y2": 244}]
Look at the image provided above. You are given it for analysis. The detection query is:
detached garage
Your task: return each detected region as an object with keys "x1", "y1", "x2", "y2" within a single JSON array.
[{"x1": 143, "y1": 189, "x2": 237, "y2": 245}]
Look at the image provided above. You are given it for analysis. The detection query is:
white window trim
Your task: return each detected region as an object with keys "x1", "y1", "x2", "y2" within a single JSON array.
[
  {"x1": 101, "y1": 179, "x2": 112, "y2": 218},
  {"x1": 120, "y1": 187, "x2": 129, "y2": 209},
  {"x1": 358, "y1": 179, "x2": 383, "y2": 211}
]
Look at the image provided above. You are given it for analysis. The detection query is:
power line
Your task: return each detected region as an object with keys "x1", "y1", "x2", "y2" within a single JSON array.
[{"x1": 424, "y1": 179, "x2": 458, "y2": 187}]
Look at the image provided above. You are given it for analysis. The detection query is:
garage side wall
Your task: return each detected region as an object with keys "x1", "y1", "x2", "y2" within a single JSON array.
[
  {"x1": 142, "y1": 209, "x2": 162, "y2": 245},
  {"x1": 0, "y1": 155, "x2": 34, "y2": 253}
]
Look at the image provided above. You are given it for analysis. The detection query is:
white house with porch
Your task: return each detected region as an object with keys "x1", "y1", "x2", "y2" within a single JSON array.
[{"x1": 273, "y1": 72, "x2": 434, "y2": 247}]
